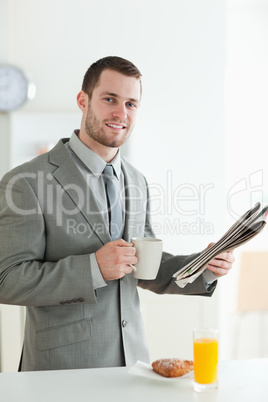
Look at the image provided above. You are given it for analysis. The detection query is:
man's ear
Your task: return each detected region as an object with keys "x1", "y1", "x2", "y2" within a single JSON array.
[{"x1": 77, "y1": 90, "x2": 88, "y2": 113}]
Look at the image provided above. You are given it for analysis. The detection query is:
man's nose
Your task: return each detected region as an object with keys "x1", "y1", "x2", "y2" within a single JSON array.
[{"x1": 112, "y1": 105, "x2": 127, "y2": 120}]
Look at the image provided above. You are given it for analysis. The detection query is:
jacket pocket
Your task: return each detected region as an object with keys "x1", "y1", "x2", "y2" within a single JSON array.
[{"x1": 36, "y1": 318, "x2": 92, "y2": 351}]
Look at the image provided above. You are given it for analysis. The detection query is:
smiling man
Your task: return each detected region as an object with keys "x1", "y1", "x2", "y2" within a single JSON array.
[
  {"x1": 0, "y1": 56, "x2": 234, "y2": 371},
  {"x1": 78, "y1": 68, "x2": 140, "y2": 159}
]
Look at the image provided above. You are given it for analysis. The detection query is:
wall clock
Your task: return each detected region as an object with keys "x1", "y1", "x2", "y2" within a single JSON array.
[{"x1": 0, "y1": 64, "x2": 36, "y2": 112}]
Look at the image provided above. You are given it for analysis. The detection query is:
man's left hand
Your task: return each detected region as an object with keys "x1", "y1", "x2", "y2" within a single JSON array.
[{"x1": 205, "y1": 242, "x2": 235, "y2": 277}]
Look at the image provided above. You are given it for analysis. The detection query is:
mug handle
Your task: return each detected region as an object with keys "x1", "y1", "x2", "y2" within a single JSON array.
[
  {"x1": 129, "y1": 264, "x2": 136, "y2": 272},
  {"x1": 129, "y1": 246, "x2": 136, "y2": 271}
]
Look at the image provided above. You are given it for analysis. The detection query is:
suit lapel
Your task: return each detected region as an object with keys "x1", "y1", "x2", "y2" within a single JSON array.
[
  {"x1": 48, "y1": 140, "x2": 146, "y2": 245},
  {"x1": 49, "y1": 139, "x2": 111, "y2": 245}
]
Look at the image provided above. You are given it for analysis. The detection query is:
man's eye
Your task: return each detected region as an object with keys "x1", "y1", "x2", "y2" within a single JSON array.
[
  {"x1": 127, "y1": 102, "x2": 136, "y2": 108},
  {"x1": 105, "y1": 98, "x2": 113, "y2": 102}
]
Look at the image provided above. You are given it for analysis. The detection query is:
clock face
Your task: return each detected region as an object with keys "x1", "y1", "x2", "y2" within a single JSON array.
[{"x1": 0, "y1": 65, "x2": 29, "y2": 112}]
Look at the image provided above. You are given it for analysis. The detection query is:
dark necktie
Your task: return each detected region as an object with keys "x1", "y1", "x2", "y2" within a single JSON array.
[{"x1": 103, "y1": 164, "x2": 123, "y2": 240}]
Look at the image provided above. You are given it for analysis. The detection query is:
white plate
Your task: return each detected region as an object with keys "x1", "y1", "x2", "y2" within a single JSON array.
[{"x1": 128, "y1": 360, "x2": 194, "y2": 383}]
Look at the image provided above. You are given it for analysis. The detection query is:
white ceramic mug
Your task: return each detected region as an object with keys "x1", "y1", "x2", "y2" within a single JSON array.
[{"x1": 130, "y1": 237, "x2": 163, "y2": 280}]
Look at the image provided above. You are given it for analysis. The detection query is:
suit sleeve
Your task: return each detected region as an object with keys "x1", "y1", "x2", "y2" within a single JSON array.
[
  {"x1": 138, "y1": 251, "x2": 217, "y2": 296},
  {"x1": 0, "y1": 171, "x2": 98, "y2": 307}
]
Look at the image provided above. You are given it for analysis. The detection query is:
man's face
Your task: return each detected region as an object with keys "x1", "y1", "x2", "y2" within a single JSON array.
[{"x1": 84, "y1": 69, "x2": 141, "y2": 149}]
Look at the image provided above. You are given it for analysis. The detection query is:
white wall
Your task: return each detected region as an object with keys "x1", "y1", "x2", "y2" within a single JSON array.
[
  {"x1": 2, "y1": 0, "x2": 227, "y2": 246},
  {"x1": 222, "y1": 0, "x2": 268, "y2": 359},
  {"x1": 1, "y1": 0, "x2": 227, "y2": 371}
]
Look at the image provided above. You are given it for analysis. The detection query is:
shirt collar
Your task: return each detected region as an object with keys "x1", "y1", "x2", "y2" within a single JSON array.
[{"x1": 69, "y1": 130, "x2": 121, "y2": 179}]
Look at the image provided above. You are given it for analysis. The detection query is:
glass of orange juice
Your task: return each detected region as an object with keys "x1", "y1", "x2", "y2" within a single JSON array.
[{"x1": 193, "y1": 328, "x2": 219, "y2": 392}]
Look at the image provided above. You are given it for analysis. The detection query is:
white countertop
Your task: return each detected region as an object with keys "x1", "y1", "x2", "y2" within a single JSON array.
[{"x1": 0, "y1": 358, "x2": 268, "y2": 402}]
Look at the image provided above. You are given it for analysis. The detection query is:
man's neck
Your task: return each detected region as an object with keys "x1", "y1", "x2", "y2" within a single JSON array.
[{"x1": 77, "y1": 130, "x2": 118, "y2": 163}]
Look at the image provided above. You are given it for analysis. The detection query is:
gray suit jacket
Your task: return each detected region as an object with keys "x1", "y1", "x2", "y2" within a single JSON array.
[{"x1": 0, "y1": 138, "x2": 216, "y2": 371}]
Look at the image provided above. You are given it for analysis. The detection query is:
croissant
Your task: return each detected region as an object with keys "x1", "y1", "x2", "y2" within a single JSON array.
[{"x1": 152, "y1": 358, "x2": 194, "y2": 378}]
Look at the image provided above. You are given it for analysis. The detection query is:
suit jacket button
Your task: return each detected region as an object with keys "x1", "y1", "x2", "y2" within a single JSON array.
[
  {"x1": 77, "y1": 297, "x2": 85, "y2": 303},
  {"x1": 122, "y1": 320, "x2": 128, "y2": 328}
]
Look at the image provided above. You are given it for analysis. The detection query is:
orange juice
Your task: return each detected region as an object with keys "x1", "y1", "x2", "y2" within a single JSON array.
[{"x1": 194, "y1": 337, "x2": 218, "y2": 384}]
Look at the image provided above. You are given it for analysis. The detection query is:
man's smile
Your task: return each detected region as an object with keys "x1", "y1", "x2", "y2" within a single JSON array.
[{"x1": 105, "y1": 122, "x2": 127, "y2": 130}]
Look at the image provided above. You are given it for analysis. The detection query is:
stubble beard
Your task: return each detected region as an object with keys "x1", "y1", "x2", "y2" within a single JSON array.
[{"x1": 85, "y1": 105, "x2": 132, "y2": 148}]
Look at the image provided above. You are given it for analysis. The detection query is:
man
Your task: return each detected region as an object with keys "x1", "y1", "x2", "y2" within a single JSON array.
[{"x1": 0, "y1": 56, "x2": 234, "y2": 371}]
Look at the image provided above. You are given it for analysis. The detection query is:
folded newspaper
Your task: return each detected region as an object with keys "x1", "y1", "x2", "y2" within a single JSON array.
[{"x1": 173, "y1": 202, "x2": 268, "y2": 288}]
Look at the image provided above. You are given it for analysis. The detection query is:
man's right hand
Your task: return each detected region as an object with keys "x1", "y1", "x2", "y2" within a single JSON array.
[{"x1": 95, "y1": 239, "x2": 137, "y2": 280}]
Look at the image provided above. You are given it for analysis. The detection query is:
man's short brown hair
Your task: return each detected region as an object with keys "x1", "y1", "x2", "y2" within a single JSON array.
[{"x1": 82, "y1": 56, "x2": 142, "y2": 100}]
